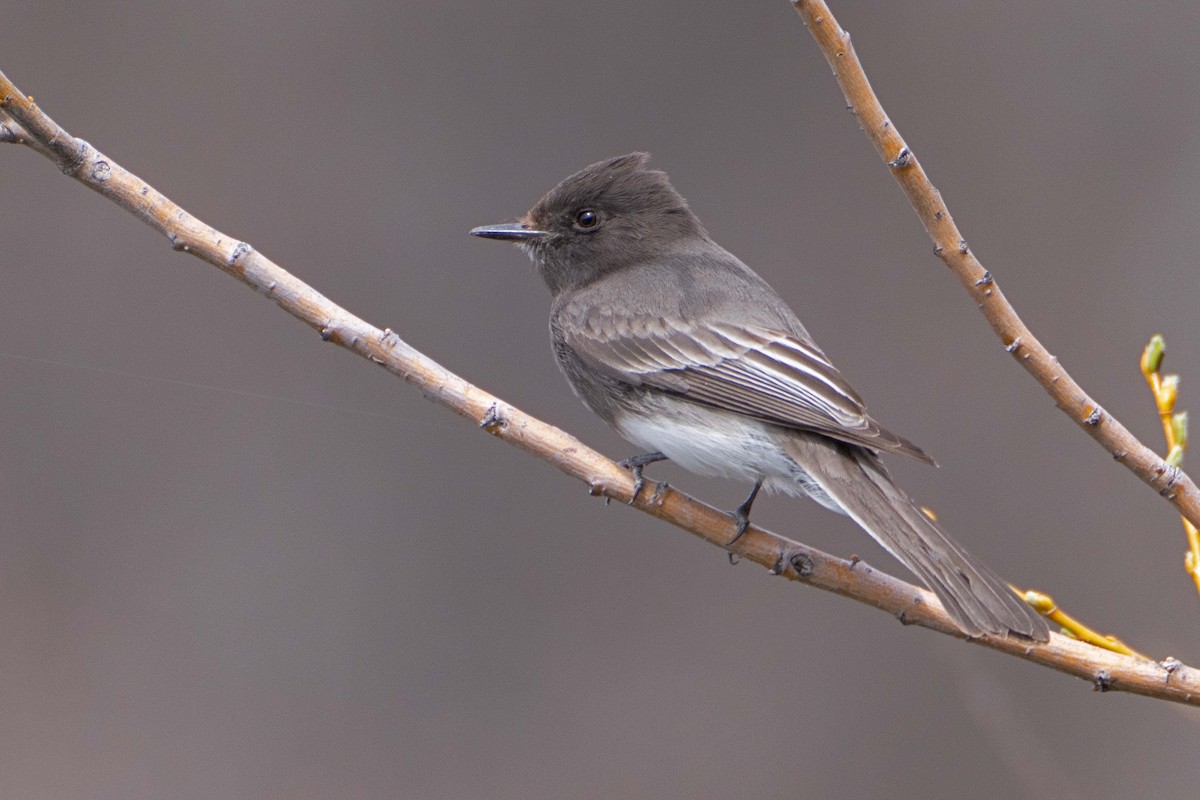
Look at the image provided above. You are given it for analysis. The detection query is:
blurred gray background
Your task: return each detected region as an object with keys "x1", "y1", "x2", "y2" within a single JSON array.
[{"x1": 4, "y1": 1, "x2": 1199, "y2": 797}]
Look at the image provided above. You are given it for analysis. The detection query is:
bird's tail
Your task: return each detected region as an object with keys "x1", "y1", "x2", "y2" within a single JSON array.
[{"x1": 781, "y1": 435, "x2": 1049, "y2": 641}]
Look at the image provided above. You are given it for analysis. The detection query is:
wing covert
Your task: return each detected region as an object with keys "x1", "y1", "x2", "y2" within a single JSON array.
[{"x1": 563, "y1": 312, "x2": 932, "y2": 462}]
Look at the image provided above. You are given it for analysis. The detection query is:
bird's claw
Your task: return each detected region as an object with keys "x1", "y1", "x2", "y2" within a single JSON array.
[
  {"x1": 727, "y1": 507, "x2": 751, "y2": 548},
  {"x1": 628, "y1": 465, "x2": 647, "y2": 506},
  {"x1": 726, "y1": 479, "x2": 763, "y2": 549},
  {"x1": 616, "y1": 452, "x2": 668, "y2": 506}
]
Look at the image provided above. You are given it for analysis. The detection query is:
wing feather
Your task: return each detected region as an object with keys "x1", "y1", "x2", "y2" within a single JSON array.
[{"x1": 563, "y1": 312, "x2": 933, "y2": 462}]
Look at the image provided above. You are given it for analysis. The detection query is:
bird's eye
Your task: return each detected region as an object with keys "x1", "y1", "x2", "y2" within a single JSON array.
[{"x1": 573, "y1": 209, "x2": 599, "y2": 230}]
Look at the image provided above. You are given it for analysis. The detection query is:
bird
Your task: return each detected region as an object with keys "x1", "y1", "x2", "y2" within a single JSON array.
[{"x1": 470, "y1": 152, "x2": 1048, "y2": 641}]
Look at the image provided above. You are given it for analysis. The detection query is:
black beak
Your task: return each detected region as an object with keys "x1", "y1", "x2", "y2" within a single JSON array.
[{"x1": 469, "y1": 222, "x2": 548, "y2": 241}]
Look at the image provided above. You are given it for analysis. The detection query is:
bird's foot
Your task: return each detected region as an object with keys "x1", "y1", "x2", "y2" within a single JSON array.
[
  {"x1": 726, "y1": 479, "x2": 764, "y2": 548},
  {"x1": 616, "y1": 451, "x2": 668, "y2": 505}
]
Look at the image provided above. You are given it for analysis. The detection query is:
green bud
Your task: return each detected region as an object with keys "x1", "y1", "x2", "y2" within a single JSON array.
[
  {"x1": 1142, "y1": 334, "x2": 1166, "y2": 375},
  {"x1": 1166, "y1": 444, "x2": 1184, "y2": 467}
]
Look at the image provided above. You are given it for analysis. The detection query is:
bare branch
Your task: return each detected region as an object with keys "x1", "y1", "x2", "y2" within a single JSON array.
[
  {"x1": 791, "y1": 0, "x2": 1200, "y2": 531},
  {"x1": 2, "y1": 69, "x2": 1198, "y2": 704}
]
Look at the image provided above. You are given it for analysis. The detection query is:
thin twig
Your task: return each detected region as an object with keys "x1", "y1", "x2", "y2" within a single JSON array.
[
  {"x1": 791, "y1": 0, "x2": 1200, "y2": 532},
  {"x1": 1140, "y1": 335, "x2": 1200, "y2": 594},
  {"x1": 2, "y1": 70, "x2": 1198, "y2": 704},
  {"x1": 1019, "y1": 587, "x2": 1144, "y2": 657}
]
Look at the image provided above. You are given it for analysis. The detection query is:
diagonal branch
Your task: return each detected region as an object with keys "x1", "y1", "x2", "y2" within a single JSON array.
[
  {"x1": 791, "y1": 0, "x2": 1200, "y2": 531},
  {"x1": 2, "y1": 70, "x2": 1197, "y2": 704}
]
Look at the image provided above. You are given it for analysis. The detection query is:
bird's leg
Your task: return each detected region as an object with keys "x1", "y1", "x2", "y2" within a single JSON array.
[
  {"x1": 616, "y1": 451, "x2": 669, "y2": 505},
  {"x1": 727, "y1": 479, "x2": 764, "y2": 547}
]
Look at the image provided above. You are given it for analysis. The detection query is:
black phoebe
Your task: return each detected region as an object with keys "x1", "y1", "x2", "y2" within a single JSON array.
[{"x1": 471, "y1": 153, "x2": 1048, "y2": 641}]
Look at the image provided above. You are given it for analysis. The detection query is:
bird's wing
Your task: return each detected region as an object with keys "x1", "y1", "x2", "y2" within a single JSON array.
[{"x1": 562, "y1": 311, "x2": 933, "y2": 462}]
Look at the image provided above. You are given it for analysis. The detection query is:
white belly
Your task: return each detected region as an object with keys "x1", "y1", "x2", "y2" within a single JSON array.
[
  {"x1": 613, "y1": 403, "x2": 843, "y2": 512},
  {"x1": 615, "y1": 407, "x2": 788, "y2": 480}
]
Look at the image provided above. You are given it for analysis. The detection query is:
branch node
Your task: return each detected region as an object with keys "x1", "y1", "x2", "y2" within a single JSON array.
[
  {"x1": 89, "y1": 159, "x2": 111, "y2": 183},
  {"x1": 974, "y1": 271, "x2": 993, "y2": 286},
  {"x1": 57, "y1": 137, "x2": 89, "y2": 176},
  {"x1": 933, "y1": 246, "x2": 943, "y2": 256},
  {"x1": 1093, "y1": 670, "x2": 1115, "y2": 692},
  {"x1": 1162, "y1": 657, "x2": 1184, "y2": 683},
  {"x1": 1083, "y1": 406, "x2": 1104, "y2": 427},
  {"x1": 1159, "y1": 465, "x2": 1182, "y2": 496},
  {"x1": 897, "y1": 595, "x2": 926, "y2": 627},
  {"x1": 227, "y1": 241, "x2": 253, "y2": 267},
  {"x1": 886, "y1": 147, "x2": 912, "y2": 169},
  {"x1": 0, "y1": 122, "x2": 25, "y2": 144},
  {"x1": 789, "y1": 552, "x2": 815, "y2": 577},
  {"x1": 957, "y1": 240, "x2": 969, "y2": 254},
  {"x1": 479, "y1": 402, "x2": 507, "y2": 433},
  {"x1": 1005, "y1": 337, "x2": 1022, "y2": 353}
]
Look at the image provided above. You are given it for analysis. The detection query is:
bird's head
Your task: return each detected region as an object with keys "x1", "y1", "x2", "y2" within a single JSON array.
[{"x1": 471, "y1": 153, "x2": 707, "y2": 294}]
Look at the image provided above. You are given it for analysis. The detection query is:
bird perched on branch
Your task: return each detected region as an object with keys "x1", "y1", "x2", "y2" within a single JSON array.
[{"x1": 472, "y1": 152, "x2": 1048, "y2": 641}]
